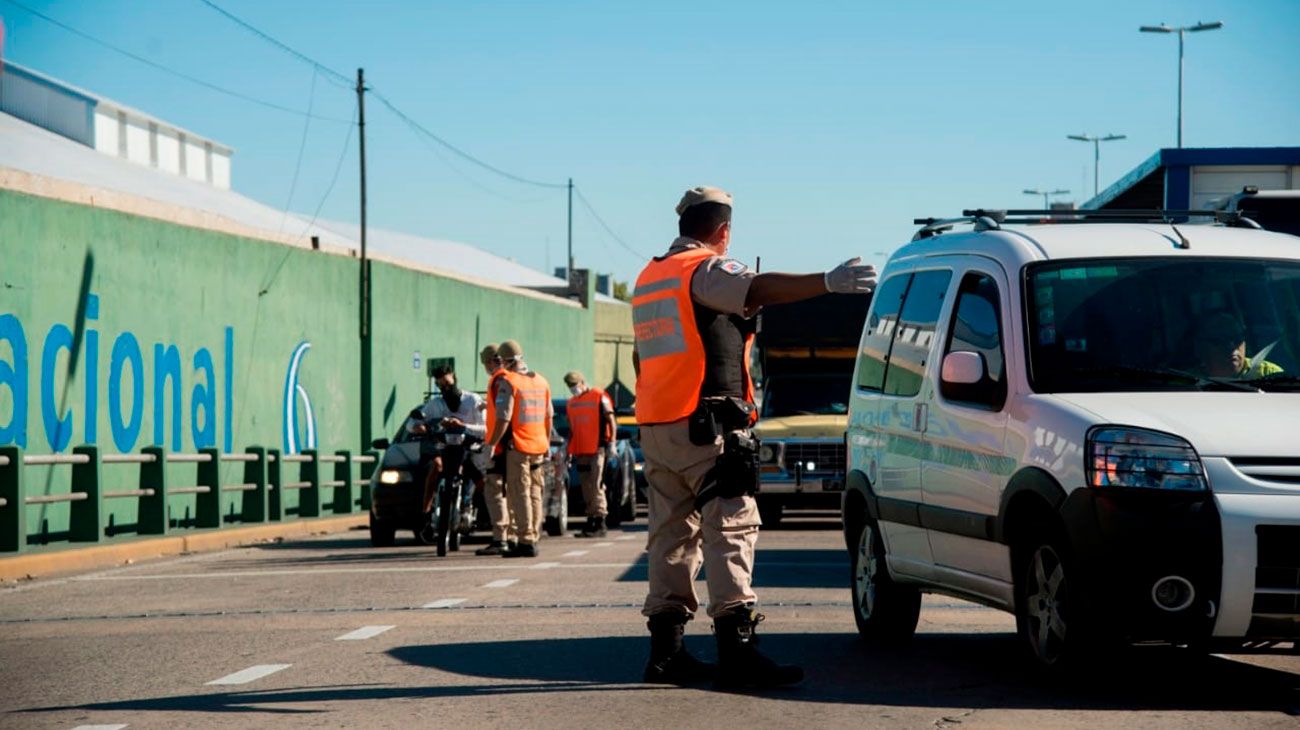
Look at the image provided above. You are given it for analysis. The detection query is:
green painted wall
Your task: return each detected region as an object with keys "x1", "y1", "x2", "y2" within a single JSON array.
[{"x1": 0, "y1": 189, "x2": 591, "y2": 546}]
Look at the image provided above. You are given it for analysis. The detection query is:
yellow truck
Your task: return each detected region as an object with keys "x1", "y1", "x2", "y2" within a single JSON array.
[{"x1": 753, "y1": 293, "x2": 871, "y2": 526}]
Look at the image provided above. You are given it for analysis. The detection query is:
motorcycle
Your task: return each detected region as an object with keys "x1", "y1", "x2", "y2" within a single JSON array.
[{"x1": 413, "y1": 418, "x2": 483, "y2": 557}]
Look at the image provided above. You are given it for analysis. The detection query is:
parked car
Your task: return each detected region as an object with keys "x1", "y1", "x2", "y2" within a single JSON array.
[
  {"x1": 616, "y1": 415, "x2": 647, "y2": 504},
  {"x1": 844, "y1": 208, "x2": 1300, "y2": 671},
  {"x1": 552, "y1": 398, "x2": 638, "y2": 528}
]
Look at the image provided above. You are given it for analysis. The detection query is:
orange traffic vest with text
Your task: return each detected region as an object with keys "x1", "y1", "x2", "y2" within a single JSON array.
[
  {"x1": 632, "y1": 247, "x2": 755, "y2": 425},
  {"x1": 566, "y1": 388, "x2": 613, "y2": 456},
  {"x1": 505, "y1": 370, "x2": 551, "y2": 455}
]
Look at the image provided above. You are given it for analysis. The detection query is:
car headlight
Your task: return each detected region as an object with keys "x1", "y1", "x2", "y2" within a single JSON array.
[
  {"x1": 378, "y1": 469, "x2": 410, "y2": 485},
  {"x1": 1086, "y1": 427, "x2": 1206, "y2": 491},
  {"x1": 633, "y1": 462, "x2": 644, "y2": 472},
  {"x1": 758, "y1": 442, "x2": 784, "y2": 465}
]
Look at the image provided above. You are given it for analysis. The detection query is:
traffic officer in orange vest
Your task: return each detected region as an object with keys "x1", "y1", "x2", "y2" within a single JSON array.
[
  {"x1": 474, "y1": 344, "x2": 516, "y2": 556},
  {"x1": 634, "y1": 186, "x2": 875, "y2": 688},
  {"x1": 563, "y1": 370, "x2": 618, "y2": 538},
  {"x1": 484, "y1": 339, "x2": 554, "y2": 558}
]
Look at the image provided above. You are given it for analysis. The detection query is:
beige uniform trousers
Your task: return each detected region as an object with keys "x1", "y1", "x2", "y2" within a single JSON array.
[
  {"x1": 482, "y1": 471, "x2": 513, "y2": 543},
  {"x1": 640, "y1": 418, "x2": 760, "y2": 619},
  {"x1": 506, "y1": 450, "x2": 546, "y2": 546},
  {"x1": 574, "y1": 452, "x2": 607, "y2": 518}
]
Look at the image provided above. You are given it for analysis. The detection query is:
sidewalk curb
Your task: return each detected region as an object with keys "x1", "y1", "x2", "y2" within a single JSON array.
[{"x1": 0, "y1": 515, "x2": 368, "y2": 582}]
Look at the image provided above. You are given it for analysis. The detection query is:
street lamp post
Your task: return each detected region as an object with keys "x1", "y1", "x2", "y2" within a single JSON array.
[
  {"x1": 1067, "y1": 133, "x2": 1126, "y2": 197},
  {"x1": 1140, "y1": 21, "x2": 1223, "y2": 148},
  {"x1": 1024, "y1": 188, "x2": 1070, "y2": 209}
]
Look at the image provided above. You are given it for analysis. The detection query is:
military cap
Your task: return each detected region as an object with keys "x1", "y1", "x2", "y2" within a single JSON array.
[
  {"x1": 479, "y1": 343, "x2": 499, "y2": 364},
  {"x1": 498, "y1": 339, "x2": 524, "y2": 360},
  {"x1": 676, "y1": 186, "x2": 733, "y2": 216},
  {"x1": 563, "y1": 370, "x2": 585, "y2": 386}
]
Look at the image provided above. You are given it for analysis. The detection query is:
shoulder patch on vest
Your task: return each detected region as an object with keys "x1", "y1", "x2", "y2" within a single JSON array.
[{"x1": 717, "y1": 259, "x2": 748, "y2": 275}]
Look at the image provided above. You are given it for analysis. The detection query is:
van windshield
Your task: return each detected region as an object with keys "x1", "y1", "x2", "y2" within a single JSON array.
[
  {"x1": 761, "y1": 374, "x2": 853, "y2": 417},
  {"x1": 1026, "y1": 258, "x2": 1300, "y2": 393}
]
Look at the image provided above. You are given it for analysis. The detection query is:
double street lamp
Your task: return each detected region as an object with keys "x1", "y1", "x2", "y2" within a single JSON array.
[
  {"x1": 1140, "y1": 21, "x2": 1223, "y2": 148},
  {"x1": 1068, "y1": 133, "x2": 1126, "y2": 198},
  {"x1": 1024, "y1": 188, "x2": 1070, "y2": 209}
]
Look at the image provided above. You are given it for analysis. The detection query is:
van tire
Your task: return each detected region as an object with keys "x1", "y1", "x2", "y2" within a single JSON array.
[
  {"x1": 1013, "y1": 525, "x2": 1092, "y2": 672},
  {"x1": 850, "y1": 511, "x2": 921, "y2": 644}
]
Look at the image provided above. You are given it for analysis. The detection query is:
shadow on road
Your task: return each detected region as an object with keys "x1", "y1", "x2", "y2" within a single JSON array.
[
  {"x1": 20, "y1": 632, "x2": 1298, "y2": 716},
  {"x1": 616, "y1": 549, "x2": 847, "y2": 589}
]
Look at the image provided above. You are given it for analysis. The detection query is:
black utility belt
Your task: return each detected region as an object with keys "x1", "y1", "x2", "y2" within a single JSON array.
[{"x1": 687, "y1": 396, "x2": 756, "y2": 446}]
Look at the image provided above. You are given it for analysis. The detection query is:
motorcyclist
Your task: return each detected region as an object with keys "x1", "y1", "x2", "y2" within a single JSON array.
[{"x1": 411, "y1": 365, "x2": 487, "y2": 524}]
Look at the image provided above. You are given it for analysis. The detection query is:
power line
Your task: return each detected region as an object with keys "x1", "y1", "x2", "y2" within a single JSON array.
[
  {"x1": 370, "y1": 90, "x2": 569, "y2": 190},
  {"x1": 0, "y1": 0, "x2": 351, "y2": 123},
  {"x1": 277, "y1": 67, "x2": 318, "y2": 234},
  {"x1": 574, "y1": 187, "x2": 646, "y2": 261},
  {"x1": 195, "y1": 0, "x2": 352, "y2": 88}
]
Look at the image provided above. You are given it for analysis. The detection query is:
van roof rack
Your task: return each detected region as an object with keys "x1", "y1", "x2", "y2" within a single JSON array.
[{"x1": 912, "y1": 208, "x2": 1259, "y2": 240}]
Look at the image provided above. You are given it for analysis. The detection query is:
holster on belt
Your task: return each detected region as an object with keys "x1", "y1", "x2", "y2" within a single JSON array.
[{"x1": 694, "y1": 429, "x2": 760, "y2": 512}]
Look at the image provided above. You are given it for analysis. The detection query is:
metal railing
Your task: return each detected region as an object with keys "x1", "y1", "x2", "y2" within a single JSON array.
[{"x1": 0, "y1": 444, "x2": 380, "y2": 554}]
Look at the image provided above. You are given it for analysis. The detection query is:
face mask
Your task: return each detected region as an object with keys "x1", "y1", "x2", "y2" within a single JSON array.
[{"x1": 569, "y1": 385, "x2": 583, "y2": 397}]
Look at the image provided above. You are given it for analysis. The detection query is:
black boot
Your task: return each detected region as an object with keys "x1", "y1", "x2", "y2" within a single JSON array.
[
  {"x1": 712, "y1": 606, "x2": 803, "y2": 689},
  {"x1": 578, "y1": 515, "x2": 607, "y2": 538},
  {"x1": 475, "y1": 540, "x2": 505, "y2": 556},
  {"x1": 643, "y1": 612, "x2": 715, "y2": 685}
]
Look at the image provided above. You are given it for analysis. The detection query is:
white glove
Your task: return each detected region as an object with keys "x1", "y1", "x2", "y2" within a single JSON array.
[{"x1": 824, "y1": 257, "x2": 877, "y2": 294}]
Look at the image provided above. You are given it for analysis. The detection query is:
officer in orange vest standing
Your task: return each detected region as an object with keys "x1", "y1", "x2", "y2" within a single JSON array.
[
  {"x1": 563, "y1": 370, "x2": 618, "y2": 538},
  {"x1": 485, "y1": 339, "x2": 554, "y2": 558},
  {"x1": 634, "y1": 186, "x2": 876, "y2": 687},
  {"x1": 474, "y1": 344, "x2": 516, "y2": 556}
]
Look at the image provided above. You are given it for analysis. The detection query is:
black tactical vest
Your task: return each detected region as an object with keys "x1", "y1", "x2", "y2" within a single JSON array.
[{"x1": 693, "y1": 301, "x2": 756, "y2": 399}]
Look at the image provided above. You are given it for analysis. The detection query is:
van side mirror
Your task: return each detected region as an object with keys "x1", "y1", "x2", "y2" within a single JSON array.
[
  {"x1": 371, "y1": 438, "x2": 391, "y2": 450},
  {"x1": 941, "y1": 351, "x2": 985, "y2": 386}
]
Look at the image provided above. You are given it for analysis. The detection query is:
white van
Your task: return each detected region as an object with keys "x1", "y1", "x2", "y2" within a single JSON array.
[{"x1": 843, "y1": 209, "x2": 1300, "y2": 670}]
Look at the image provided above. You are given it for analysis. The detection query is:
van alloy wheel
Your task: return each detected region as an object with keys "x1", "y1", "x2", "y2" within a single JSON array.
[
  {"x1": 1024, "y1": 544, "x2": 1069, "y2": 665},
  {"x1": 855, "y1": 524, "x2": 879, "y2": 620}
]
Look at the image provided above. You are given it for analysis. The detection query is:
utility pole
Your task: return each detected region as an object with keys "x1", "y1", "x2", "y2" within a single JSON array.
[
  {"x1": 357, "y1": 67, "x2": 372, "y2": 449},
  {"x1": 1140, "y1": 21, "x2": 1222, "y2": 148},
  {"x1": 566, "y1": 177, "x2": 574, "y2": 283}
]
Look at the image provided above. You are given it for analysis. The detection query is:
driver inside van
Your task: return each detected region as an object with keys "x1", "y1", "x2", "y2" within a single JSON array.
[{"x1": 1192, "y1": 311, "x2": 1284, "y2": 379}]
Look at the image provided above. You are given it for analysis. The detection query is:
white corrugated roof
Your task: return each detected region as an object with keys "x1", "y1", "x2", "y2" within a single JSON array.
[{"x1": 0, "y1": 109, "x2": 620, "y2": 303}]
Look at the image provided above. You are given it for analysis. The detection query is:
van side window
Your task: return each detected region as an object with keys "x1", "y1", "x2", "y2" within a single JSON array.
[
  {"x1": 941, "y1": 272, "x2": 1007, "y2": 410},
  {"x1": 856, "y1": 273, "x2": 911, "y2": 392},
  {"x1": 884, "y1": 270, "x2": 953, "y2": 397}
]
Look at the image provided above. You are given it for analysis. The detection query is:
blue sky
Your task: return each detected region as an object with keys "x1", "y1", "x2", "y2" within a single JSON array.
[{"x1": 3, "y1": 0, "x2": 1298, "y2": 283}]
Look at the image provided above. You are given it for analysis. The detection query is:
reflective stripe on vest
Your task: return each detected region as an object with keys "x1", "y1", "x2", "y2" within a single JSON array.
[
  {"x1": 566, "y1": 388, "x2": 610, "y2": 456},
  {"x1": 505, "y1": 370, "x2": 551, "y2": 455},
  {"x1": 632, "y1": 248, "x2": 714, "y2": 425}
]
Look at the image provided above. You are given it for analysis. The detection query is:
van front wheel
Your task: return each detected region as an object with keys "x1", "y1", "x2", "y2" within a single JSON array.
[{"x1": 851, "y1": 515, "x2": 920, "y2": 644}]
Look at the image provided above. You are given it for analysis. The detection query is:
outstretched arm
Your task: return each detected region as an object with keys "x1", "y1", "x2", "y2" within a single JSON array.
[{"x1": 743, "y1": 258, "x2": 876, "y2": 310}]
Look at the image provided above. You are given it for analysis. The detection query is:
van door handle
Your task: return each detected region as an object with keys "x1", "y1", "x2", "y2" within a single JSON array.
[{"x1": 913, "y1": 403, "x2": 928, "y2": 433}]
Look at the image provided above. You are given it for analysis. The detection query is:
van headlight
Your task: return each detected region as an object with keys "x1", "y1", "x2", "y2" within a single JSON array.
[
  {"x1": 758, "y1": 443, "x2": 782, "y2": 464},
  {"x1": 378, "y1": 469, "x2": 411, "y2": 485},
  {"x1": 1086, "y1": 427, "x2": 1206, "y2": 491}
]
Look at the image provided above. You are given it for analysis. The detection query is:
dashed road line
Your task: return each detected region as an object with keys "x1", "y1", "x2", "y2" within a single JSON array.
[
  {"x1": 422, "y1": 598, "x2": 467, "y2": 609},
  {"x1": 530, "y1": 561, "x2": 562, "y2": 570},
  {"x1": 483, "y1": 578, "x2": 519, "y2": 588},
  {"x1": 615, "y1": 535, "x2": 638, "y2": 541},
  {"x1": 593, "y1": 542, "x2": 615, "y2": 547},
  {"x1": 70, "y1": 725, "x2": 128, "y2": 730},
  {"x1": 562, "y1": 550, "x2": 589, "y2": 557},
  {"x1": 206, "y1": 664, "x2": 292, "y2": 685},
  {"x1": 335, "y1": 625, "x2": 395, "y2": 641}
]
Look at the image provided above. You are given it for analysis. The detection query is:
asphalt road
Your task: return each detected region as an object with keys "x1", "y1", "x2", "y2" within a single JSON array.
[{"x1": 2, "y1": 511, "x2": 1298, "y2": 729}]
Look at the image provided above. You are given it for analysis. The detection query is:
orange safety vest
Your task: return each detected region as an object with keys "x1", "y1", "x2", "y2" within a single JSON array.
[
  {"x1": 485, "y1": 368, "x2": 507, "y2": 456},
  {"x1": 632, "y1": 247, "x2": 756, "y2": 425},
  {"x1": 504, "y1": 369, "x2": 552, "y2": 455},
  {"x1": 566, "y1": 388, "x2": 613, "y2": 456}
]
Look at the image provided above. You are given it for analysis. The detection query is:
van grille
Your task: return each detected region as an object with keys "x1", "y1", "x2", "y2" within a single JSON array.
[
  {"x1": 1248, "y1": 525, "x2": 1300, "y2": 637},
  {"x1": 781, "y1": 440, "x2": 846, "y2": 477},
  {"x1": 1230, "y1": 458, "x2": 1300, "y2": 486}
]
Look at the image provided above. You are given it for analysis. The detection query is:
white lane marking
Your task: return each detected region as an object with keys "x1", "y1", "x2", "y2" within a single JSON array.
[
  {"x1": 73, "y1": 561, "x2": 845, "y2": 581},
  {"x1": 562, "y1": 550, "x2": 589, "y2": 557},
  {"x1": 593, "y1": 542, "x2": 615, "y2": 547},
  {"x1": 615, "y1": 535, "x2": 638, "y2": 541},
  {"x1": 423, "y1": 598, "x2": 467, "y2": 609},
  {"x1": 335, "y1": 625, "x2": 395, "y2": 641},
  {"x1": 71, "y1": 725, "x2": 129, "y2": 730},
  {"x1": 206, "y1": 664, "x2": 292, "y2": 685},
  {"x1": 483, "y1": 578, "x2": 519, "y2": 588},
  {"x1": 530, "y1": 561, "x2": 561, "y2": 570}
]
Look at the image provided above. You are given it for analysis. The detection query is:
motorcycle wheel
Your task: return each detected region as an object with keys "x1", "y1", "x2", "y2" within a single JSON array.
[
  {"x1": 449, "y1": 480, "x2": 463, "y2": 552},
  {"x1": 436, "y1": 483, "x2": 455, "y2": 557}
]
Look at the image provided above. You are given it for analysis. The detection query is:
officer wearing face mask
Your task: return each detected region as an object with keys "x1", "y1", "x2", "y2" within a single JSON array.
[
  {"x1": 414, "y1": 365, "x2": 487, "y2": 521},
  {"x1": 563, "y1": 371, "x2": 618, "y2": 538}
]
